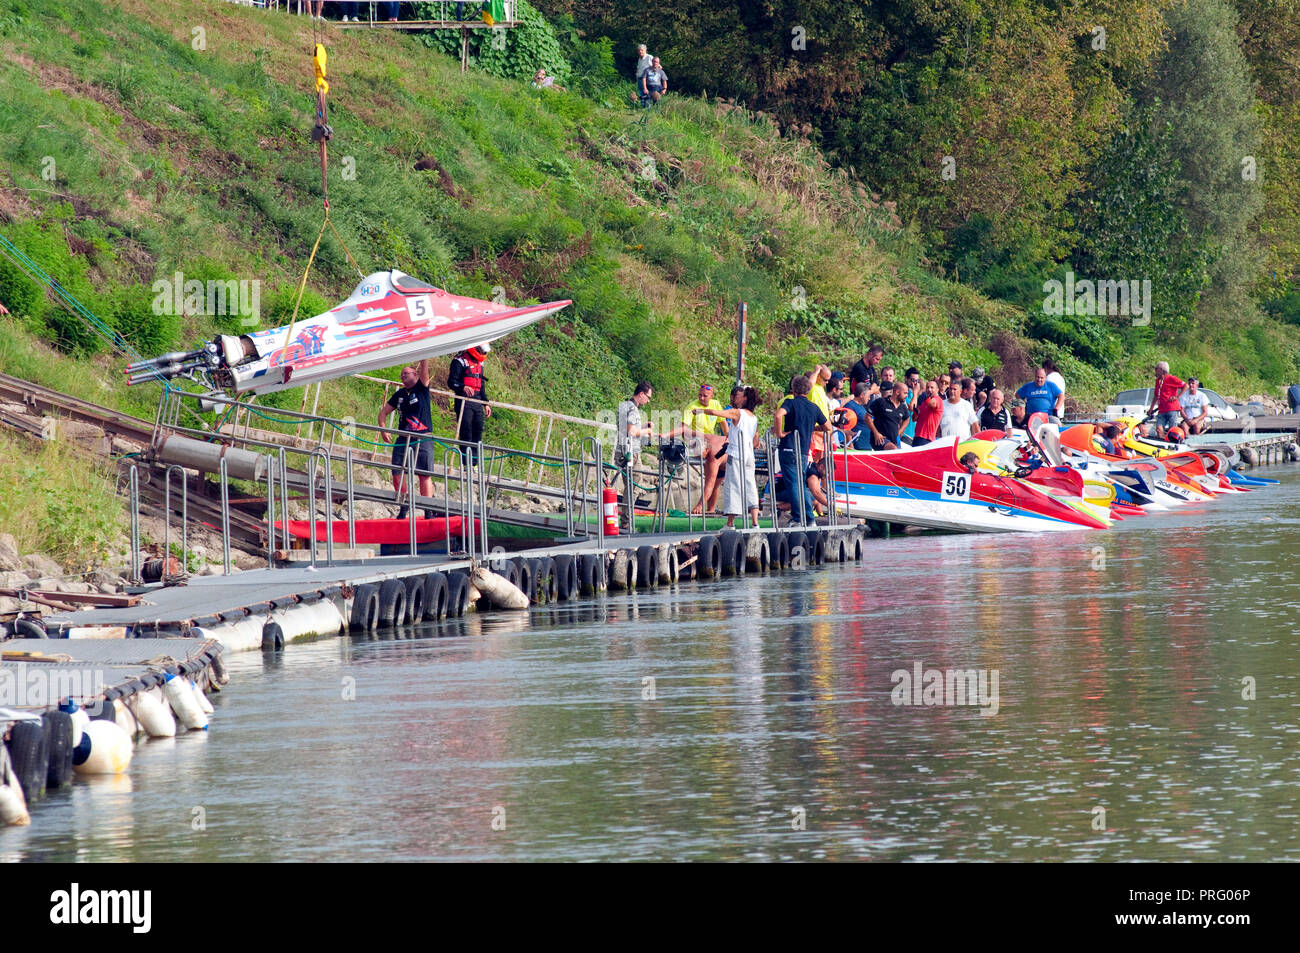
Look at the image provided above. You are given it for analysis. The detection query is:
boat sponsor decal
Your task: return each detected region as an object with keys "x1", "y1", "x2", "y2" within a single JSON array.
[
  {"x1": 1155, "y1": 478, "x2": 1195, "y2": 499},
  {"x1": 358, "y1": 281, "x2": 381, "y2": 297},
  {"x1": 268, "y1": 324, "x2": 327, "y2": 368}
]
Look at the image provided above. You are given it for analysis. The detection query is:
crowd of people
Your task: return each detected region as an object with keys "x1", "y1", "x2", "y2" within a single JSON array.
[{"x1": 611, "y1": 350, "x2": 1217, "y2": 529}]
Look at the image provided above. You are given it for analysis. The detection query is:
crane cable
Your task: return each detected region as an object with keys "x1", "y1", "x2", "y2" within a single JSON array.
[{"x1": 279, "y1": 35, "x2": 364, "y2": 358}]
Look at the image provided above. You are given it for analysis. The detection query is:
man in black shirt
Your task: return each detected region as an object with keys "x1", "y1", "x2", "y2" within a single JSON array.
[
  {"x1": 848, "y1": 345, "x2": 884, "y2": 398},
  {"x1": 379, "y1": 358, "x2": 435, "y2": 519},
  {"x1": 774, "y1": 375, "x2": 830, "y2": 524},
  {"x1": 979, "y1": 389, "x2": 1012, "y2": 432},
  {"x1": 865, "y1": 381, "x2": 910, "y2": 450}
]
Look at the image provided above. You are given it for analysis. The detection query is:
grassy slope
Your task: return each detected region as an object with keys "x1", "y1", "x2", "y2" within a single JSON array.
[{"x1": 0, "y1": 1, "x2": 1291, "y2": 459}]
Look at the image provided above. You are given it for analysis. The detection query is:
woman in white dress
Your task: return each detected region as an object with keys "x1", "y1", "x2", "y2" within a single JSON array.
[{"x1": 701, "y1": 386, "x2": 763, "y2": 529}]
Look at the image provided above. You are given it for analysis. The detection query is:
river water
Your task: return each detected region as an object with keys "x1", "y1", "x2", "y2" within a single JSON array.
[{"x1": 5, "y1": 466, "x2": 1299, "y2": 862}]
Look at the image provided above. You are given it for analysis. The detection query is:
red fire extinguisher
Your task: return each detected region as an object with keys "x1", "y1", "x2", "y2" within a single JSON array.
[{"x1": 602, "y1": 479, "x2": 619, "y2": 536}]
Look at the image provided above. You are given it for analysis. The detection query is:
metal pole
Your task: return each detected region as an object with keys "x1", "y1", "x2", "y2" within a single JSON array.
[
  {"x1": 736, "y1": 301, "x2": 747, "y2": 385},
  {"x1": 478, "y1": 442, "x2": 489, "y2": 557},
  {"x1": 443, "y1": 447, "x2": 454, "y2": 550},
  {"x1": 129, "y1": 464, "x2": 141, "y2": 585},
  {"x1": 767, "y1": 436, "x2": 778, "y2": 527},
  {"x1": 562, "y1": 438, "x2": 573, "y2": 538},
  {"x1": 219, "y1": 456, "x2": 233, "y2": 576},
  {"x1": 795, "y1": 430, "x2": 806, "y2": 526},
  {"x1": 320, "y1": 449, "x2": 334, "y2": 567},
  {"x1": 305, "y1": 453, "x2": 317, "y2": 570},
  {"x1": 407, "y1": 444, "x2": 417, "y2": 557},
  {"x1": 278, "y1": 446, "x2": 290, "y2": 552},
  {"x1": 595, "y1": 438, "x2": 604, "y2": 552},
  {"x1": 265, "y1": 454, "x2": 275, "y2": 568},
  {"x1": 345, "y1": 449, "x2": 357, "y2": 550}
]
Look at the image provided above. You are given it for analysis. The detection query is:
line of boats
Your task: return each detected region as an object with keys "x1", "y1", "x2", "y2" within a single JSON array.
[{"x1": 831, "y1": 417, "x2": 1277, "y2": 533}]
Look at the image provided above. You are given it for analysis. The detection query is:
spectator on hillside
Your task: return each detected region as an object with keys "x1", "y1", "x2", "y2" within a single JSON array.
[
  {"x1": 972, "y1": 366, "x2": 994, "y2": 410},
  {"x1": 940, "y1": 381, "x2": 979, "y2": 439},
  {"x1": 1179, "y1": 377, "x2": 1210, "y2": 435},
  {"x1": 948, "y1": 360, "x2": 963, "y2": 381},
  {"x1": 634, "y1": 43, "x2": 653, "y2": 85},
  {"x1": 378, "y1": 1, "x2": 399, "y2": 22},
  {"x1": 532, "y1": 68, "x2": 567, "y2": 91},
  {"x1": 849, "y1": 345, "x2": 884, "y2": 396},
  {"x1": 1145, "y1": 360, "x2": 1187, "y2": 440},
  {"x1": 641, "y1": 57, "x2": 668, "y2": 105}
]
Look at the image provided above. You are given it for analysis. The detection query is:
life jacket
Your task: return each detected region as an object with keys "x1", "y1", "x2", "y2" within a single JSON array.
[{"x1": 459, "y1": 355, "x2": 484, "y2": 397}]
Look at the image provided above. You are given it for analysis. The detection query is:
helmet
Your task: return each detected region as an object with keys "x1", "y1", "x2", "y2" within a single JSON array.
[
  {"x1": 1166, "y1": 426, "x2": 1186, "y2": 442},
  {"x1": 466, "y1": 342, "x2": 491, "y2": 362},
  {"x1": 832, "y1": 407, "x2": 858, "y2": 431}
]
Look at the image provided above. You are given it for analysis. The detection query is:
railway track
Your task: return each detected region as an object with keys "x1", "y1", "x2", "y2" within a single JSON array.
[{"x1": 0, "y1": 372, "x2": 157, "y2": 444}]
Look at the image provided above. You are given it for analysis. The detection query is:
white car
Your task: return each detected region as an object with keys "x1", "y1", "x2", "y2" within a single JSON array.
[{"x1": 1103, "y1": 387, "x2": 1238, "y2": 421}]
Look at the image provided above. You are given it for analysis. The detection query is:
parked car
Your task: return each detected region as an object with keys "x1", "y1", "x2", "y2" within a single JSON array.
[{"x1": 1103, "y1": 387, "x2": 1238, "y2": 421}]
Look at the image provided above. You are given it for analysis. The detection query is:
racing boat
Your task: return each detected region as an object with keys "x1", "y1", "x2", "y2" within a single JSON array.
[
  {"x1": 124, "y1": 270, "x2": 572, "y2": 396},
  {"x1": 829, "y1": 437, "x2": 1109, "y2": 533}
]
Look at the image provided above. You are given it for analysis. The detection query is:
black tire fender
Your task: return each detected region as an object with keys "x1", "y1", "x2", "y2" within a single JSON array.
[
  {"x1": 403, "y1": 575, "x2": 427, "y2": 624},
  {"x1": 377, "y1": 579, "x2": 407, "y2": 626},
  {"x1": 635, "y1": 546, "x2": 658, "y2": 588},
  {"x1": 43, "y1": 711, "x2": 75, "y2": 790},
  {"x1": 350, "y1": 583, "x2": 380, "y2": 631},
  {"x1": 424, "y1": 573, "x2": 449, "y2": 621},
  {"x1": 696, "y1": 535, "x2": 721, "y2": 579}
]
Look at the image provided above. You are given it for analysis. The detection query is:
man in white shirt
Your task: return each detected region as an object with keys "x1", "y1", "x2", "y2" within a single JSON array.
[
  {"x1": 1043, "y1": 359, "x2": 1066, "y2": 418},
  {"x1": 940, "y1": 382, "x2": 979, "y2": 440},
  {"x1": 1179, "y1": 378, "x2": 1211, "y2": 435}
]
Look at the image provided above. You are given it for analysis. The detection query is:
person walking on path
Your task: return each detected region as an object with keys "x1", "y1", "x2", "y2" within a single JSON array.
[
  {"x1": 641, "y1": 57, "x2": 668, "y2": 105},
  {"x1": 379, "y1": 358, "x2": 435, "y2": 519},
  {"x1": 701, "y1": 386, "x2": 763, "y2": 528},
  {"x1": 448, "y1": 343, "x2": 492, "y2": 464},
  {"x1": 634, "y1": 43, "x2": 653, "y2": 104},
  {"x1": 1145, "y1": 361, "x2": 1186, "y2": 440}
]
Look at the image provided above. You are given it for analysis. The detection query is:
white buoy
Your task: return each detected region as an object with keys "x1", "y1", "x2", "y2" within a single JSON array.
[
  {"x1": 163, "y1": 672, "x2": 208, "y2": 731},
  {"x1": 126, "y1": 690, "x2": 177, "y2": 738},
  {"x1": 72, "y1": 719, "x2": 134, "y2": 776},
  {"x1": 190, "y1": 678, "x2": 214, "y2": 715},
  {"x1": 107, "y1": 698, "x2": 141, "y2": 740},
  {"x1": 68, "y1": 704, "x2": 90, "y2": 742},
  {"x1": 0, "y1": 745, "x2": 30, "y2": 826},
  {"x1": 471, "y1": 568, "x2": 530, "y2": 609}
]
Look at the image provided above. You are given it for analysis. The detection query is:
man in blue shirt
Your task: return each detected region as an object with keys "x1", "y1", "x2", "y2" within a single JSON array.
[
  {"x1": 1015, "y1": 367, "x2": 1063, "y2": 419},
  {"x1": 841, "y1": 381, "x2": 872, "y2": 450}
]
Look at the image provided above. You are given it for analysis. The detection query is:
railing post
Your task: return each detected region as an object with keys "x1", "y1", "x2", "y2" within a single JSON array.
[
  {"x1": 265, "y1": 453, "x2": 275, "y2": 569},
  {"x1": 478, "y1": 442, "x2": 489, "y2": 557},
  {"x1": 219, "y1": 455, "x2": 233, "y2": 576},
  {"x1": 595, "y1": 438, "x2": 604, "y2": 552},
  {"x1": 406, "y1": 443, "x2": 417, "y2": 558},
  {"x1": 345, "y1": 448, "x2": 357, "y2": 550},
  {"x1": 128, "y1": 463, "x2": 141, "y2": 586},
  {"x1": 562, "y1": 437, "x2": 574, "y2": 537},
  {"x1": 278, "y1": 446, "x2": 291, "y2": 553}
]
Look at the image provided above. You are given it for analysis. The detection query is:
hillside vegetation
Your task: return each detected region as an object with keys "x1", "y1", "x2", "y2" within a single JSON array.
[{"x1": 0, "y1": 0, "x2": 1294, "y2": 453}]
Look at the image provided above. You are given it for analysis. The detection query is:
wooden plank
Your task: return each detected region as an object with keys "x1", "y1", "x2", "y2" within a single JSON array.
[{"x1": 0, "y1": 588, "x2": 140, "y2": 608}]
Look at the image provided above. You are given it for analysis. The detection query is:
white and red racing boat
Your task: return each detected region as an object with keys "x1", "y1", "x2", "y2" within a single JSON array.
[{"x1": 125, "y1": 270, "x2": 571, "y2": 395}]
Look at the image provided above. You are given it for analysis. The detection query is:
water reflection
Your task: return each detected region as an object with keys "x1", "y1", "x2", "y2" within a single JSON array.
[{"x1": 3, "y1": 469, "x2": 1298, "y2": 861}]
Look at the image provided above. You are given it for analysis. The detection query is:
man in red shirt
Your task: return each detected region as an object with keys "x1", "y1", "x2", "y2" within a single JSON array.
[
  {"x1": 1144, "y1": 360, "x2": 1186, "y2": 439},
  {"x1": 912, "y1": 379, "x2": 944, "y2": 446}
]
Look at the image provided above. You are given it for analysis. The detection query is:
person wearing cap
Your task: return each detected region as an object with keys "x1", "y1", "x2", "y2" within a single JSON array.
[
  {"x1": 448, "y1": 343, "x2": 493, "y2": 463},
  {"x1": 380, "y1": 358, "x2": 436, "y2": 519},
  {"x1": 683, "y1": 383, "x2": 726, "y2": 437},
  {"x1": 948, "y1": 360, "x2": 963, "y2": 380},
  {"x1": 1009, "y1": 398, "x2": 1028, "y2": 430},
  {"x1": 972, "y1": 366, "x2": 994, "y2": 411},
  {"x1": 1179, "y1": 378, "x2": 1210, "y2": 435}
]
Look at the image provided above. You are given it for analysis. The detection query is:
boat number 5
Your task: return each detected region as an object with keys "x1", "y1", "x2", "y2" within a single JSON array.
[
  {"x1": 407, "y1": 296, "x2": 431, "y2": 323},
  {"x1": 940, "y1": 471, "x2": 971, "y2": 502}
]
